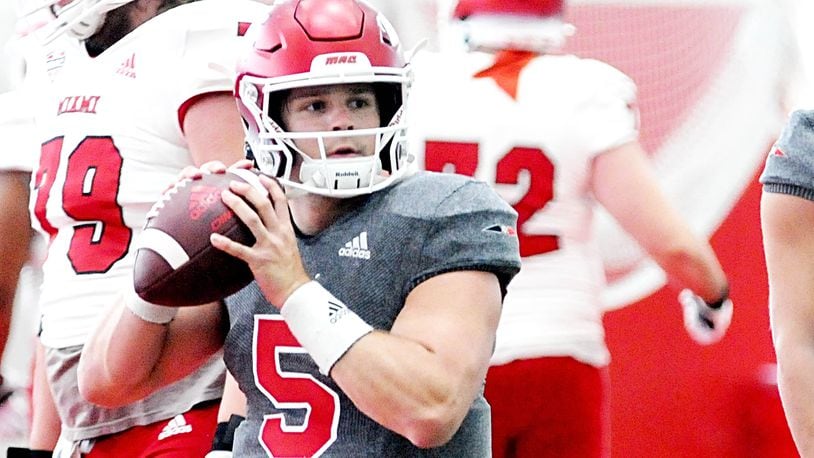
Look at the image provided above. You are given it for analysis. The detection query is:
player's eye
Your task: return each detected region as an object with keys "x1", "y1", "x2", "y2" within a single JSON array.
[
  {"x1": 348, "y1": 98, "x2": 370, "y2": 110},
  {"x1": 304, "y1": 100, "x2": 326, "y2": 112}
]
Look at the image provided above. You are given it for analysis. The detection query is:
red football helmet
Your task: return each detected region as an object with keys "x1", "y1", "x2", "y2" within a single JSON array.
[
  {"x1": 442, "y1": 0, "x2": 574, "y2": 53},
  {"x1": 236, "y1": 0, "x2": 412, "y2": 198}
]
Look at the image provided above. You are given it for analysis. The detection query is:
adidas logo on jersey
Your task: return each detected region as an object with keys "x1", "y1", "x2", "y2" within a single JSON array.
[
  {"x1": 158, "y1": 414, "x2": 193, "y2": 440},
  {"x1": 338, "y1": 231, "x2": 371, "y2": 259},
  {"x1": 117, "y1": 53, "x2": 137, "y2": 78}
]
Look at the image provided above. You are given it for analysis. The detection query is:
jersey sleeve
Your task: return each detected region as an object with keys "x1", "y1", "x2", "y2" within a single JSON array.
[
  {"x1": 760, "y1": 110, "x2": 814, "y2": 201},
  {"x1": 166, "y1": 1, "x2": 269, "y2": 125},
  {"x1": 174, "y1": 24, "x2": 244, "y2": 102},
  {"x1": 412, "y1": 179, "x2": 521, "y2": 295},
  {"x1": 0, "y1": 90, "x2": 38, "y2": 172},
  {"x1": 573, "y1": 59, "x2": 639, "y2": 156}
]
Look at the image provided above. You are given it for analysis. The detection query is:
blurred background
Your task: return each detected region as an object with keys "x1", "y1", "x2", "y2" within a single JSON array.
[{"x1": 0, "y1": 0, "x2": 811, "y2": 455}]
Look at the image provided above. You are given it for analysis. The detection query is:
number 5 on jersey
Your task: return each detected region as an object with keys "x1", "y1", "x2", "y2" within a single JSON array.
[{"x1": 254, "y1": 316, "x2": 340, "y2": 457}]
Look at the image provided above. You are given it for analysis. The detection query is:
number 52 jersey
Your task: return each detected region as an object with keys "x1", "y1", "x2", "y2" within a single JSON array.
[{"x1": 408, "y1": 49, "x2": 639, "y2": 367}]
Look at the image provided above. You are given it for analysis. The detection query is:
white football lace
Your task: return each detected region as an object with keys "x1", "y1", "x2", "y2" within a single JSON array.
[{"x1": 145, "y1": 178, "x2": 191, "y2": 220}]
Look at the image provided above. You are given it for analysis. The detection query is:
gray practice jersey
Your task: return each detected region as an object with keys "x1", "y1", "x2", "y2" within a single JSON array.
[
  {"x1": 224, "y1": 172, "x2": 521, "y2": 457},
  {"x1": 761, "y1": 110, "x2": 814, "y2": 199}
]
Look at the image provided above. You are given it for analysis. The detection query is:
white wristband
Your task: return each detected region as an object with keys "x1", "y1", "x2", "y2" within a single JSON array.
[
  {"x1": 125, "y1": 290, "x2": 178, "y2": 324},
  {"x1": 281, "y1": 281, "x2": 374, "y2": 375}
]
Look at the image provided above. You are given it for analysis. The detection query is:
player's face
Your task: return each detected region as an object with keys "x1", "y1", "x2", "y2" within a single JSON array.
[{"x1": 281, "y1": 83, "x2": 381, "y2": 160}]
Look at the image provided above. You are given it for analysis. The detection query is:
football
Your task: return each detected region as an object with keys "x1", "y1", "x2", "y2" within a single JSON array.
[{"x1": 133, "y1": 168, "x2": 266, "y2": 307}]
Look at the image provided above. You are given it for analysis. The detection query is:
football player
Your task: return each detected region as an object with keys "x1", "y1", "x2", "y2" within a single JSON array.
[
  {"x1": 0, "y1": 15, "x2": 61, "y2": 454},
  {"x1": 78, "y1": 0, "x2": 522, "y2": 456},
  {"x1": 0, "y1": 87, "x2": 43, "y2": 453},
  {"x1": 15, "y1": 0, "x2": 268, "y2": 455},
  {"x1": 407, "y1": 1, "x2": 733, "y2": 456},
  {"x1": 761, "y1": 111, "x2": 814, "y2": 457}
]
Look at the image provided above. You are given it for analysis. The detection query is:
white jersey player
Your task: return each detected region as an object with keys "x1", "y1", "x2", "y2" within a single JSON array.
[
  {"x1": 408, "y1": 1, "x2": 732, "y2": 456},
  {"x1": 0, "y1": 18, "x2": 57, "y2": 450},
  {"x1": 17, "y1": 0, "x2": 267, "y2": 455},
  {"x1": 0, "y1": 87, "x2": 42, "y2": 448}
]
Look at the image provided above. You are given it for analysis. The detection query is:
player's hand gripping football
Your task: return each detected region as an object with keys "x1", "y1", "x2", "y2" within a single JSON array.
[
  {"x1": 678, "y1": 289, "x2": 733, "y2": 345},
  {"x1": 210, "y1": 172, "x2": 311, "y2": 307}
]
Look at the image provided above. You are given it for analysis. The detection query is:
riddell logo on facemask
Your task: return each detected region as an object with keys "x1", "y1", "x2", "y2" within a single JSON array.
[{"x1": 339, "y1": 231, "x2": 371, "y2": 260}]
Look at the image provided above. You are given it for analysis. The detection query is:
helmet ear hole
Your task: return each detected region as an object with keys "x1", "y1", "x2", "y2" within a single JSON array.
[
  {"x1": 373, "y1": 83, "x2": 401, "y2": 128},
  {"x1": 266, "y1": 90, "x2": 290, "y2": 131}
]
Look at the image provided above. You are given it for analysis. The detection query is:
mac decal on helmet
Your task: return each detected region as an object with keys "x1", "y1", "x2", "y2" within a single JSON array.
[
  {"x1": 236, "y1": 0, "x2": 412, "y2": 198},
  {"x1": 441, "y1": 0, "x2": 575, "y2": 53}
]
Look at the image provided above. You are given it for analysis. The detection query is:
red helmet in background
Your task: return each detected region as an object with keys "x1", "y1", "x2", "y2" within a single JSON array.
[
  {"x1": 442, "y1": 0, "x2": 574, "y2": 53},
  {"x1": 236, "y1": 0, "x2": 412, "y2": 198},
  {"x1": 453, "y1": 0, "x2": 565, "y2": 19}
]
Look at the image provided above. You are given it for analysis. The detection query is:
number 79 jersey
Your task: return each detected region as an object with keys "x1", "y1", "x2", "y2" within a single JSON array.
[
  {"x1": 25, "y1": 0, "x2": 267, "y2": 349},
  {"x1": 408, "y1": 50, "x2": 639, "y2": 367}
]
